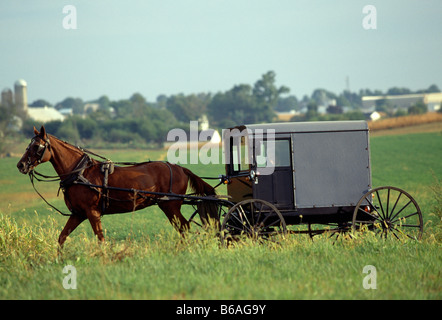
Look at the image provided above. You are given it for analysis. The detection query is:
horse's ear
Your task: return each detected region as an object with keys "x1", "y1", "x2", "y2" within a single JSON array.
[
  {"x1": 33, "y1": 126, "x2": 39, "y2": 136},
  {"x1": 40, "y1": 126, "x2": 46, "y2": 137}
]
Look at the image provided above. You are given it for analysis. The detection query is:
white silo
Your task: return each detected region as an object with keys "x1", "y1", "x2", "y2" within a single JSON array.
[
  {"x1": 1, "y1": 88, "x2": 13, "y2": 107},
  {"x1": 14, "y1": 79, "x2": 28, "y2": 114}
]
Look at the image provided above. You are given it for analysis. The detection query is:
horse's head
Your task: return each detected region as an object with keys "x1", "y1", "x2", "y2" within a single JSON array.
[{"x1": 17, "y1": 126, "x2": 52, "y2": 174}]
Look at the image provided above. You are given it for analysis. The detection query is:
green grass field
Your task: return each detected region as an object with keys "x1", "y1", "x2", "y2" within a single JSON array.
[{"x1": 0, "y1": 131, "x2": 441, "y2": 299}]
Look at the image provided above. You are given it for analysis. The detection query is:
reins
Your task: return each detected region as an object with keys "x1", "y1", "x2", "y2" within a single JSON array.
[{"x1": 29, "y1": 170, "x2": 73, "y2": 217}]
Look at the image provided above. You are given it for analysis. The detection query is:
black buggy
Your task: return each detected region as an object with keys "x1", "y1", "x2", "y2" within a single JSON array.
[{"x1": 212, "y1": 121, "x2": 423, "y2": 241}]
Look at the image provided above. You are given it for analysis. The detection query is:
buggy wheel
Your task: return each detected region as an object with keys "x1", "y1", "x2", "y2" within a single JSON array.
[
  {"x1": 221, "y1": 199, "x2": 287, "y2": 242},
  {"x1": 352, "y1": 186, "x2": 423, "y2": 240}
]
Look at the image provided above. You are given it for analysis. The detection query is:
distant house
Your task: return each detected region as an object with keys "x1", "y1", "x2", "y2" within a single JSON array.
[
  {"x1": 424, "y1": 93, "x2": 442, "y2": 112},
  {"x1": 27, "y1": 106, "x2": 65, "y2": 123},
  {"x1": 84, "y1": 103, "x2": 100, "y2": 113},
  {"x1": 199, "y1": 129, "x2": 221, "y2": 144},
  {"x1": 369, "y1": 111, "x2": 382, "y2": 121}
]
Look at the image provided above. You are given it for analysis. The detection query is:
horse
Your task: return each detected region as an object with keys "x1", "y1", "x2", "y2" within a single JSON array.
[{"x1": 17, "y1": 126, "x2": 216, "y2": 246}]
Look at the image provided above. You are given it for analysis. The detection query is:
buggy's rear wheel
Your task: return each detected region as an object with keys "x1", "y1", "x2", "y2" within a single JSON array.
[
  {"x1": 352, "y1": 186, "x2": 423, "y2": 240},
  {"x1": 221, "y1": 199, "x2": 287, "y2": 243}
]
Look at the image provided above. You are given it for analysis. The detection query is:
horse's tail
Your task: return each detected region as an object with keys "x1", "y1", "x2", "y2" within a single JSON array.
[
  {"x1": 182, "y1": 167, "x2": 219, "y2": 227},
  {"x1": 182, "y1": 167, "x2": 216, "y2": 197}
]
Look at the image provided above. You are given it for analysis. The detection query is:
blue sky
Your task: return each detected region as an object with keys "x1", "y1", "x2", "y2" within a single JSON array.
[{"x1": 1, "y1": 0, "x2": 441, "y2": 105}]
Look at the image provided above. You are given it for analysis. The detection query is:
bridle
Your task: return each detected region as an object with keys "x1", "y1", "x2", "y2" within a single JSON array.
[{"x1": 26, "y1": 135, "x2": 51, "y2": 168}]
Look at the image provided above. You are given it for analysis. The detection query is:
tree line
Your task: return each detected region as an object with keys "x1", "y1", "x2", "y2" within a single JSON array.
[{"x1": 2, "y1": 71, "x2": 441, "y2": 148}]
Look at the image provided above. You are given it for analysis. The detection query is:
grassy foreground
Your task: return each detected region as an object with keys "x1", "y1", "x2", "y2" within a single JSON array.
[{"x1": 0, "y1": 131, "x2": 441, "y2": 299}]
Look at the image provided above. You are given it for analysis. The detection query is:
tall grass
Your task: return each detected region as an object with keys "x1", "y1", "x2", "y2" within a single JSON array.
[{"x1": 1, "y1": 211, "x2": 441, "y2": 299}]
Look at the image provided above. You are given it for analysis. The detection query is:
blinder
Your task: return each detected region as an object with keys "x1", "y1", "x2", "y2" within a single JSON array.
[{"x1": 27, "y1": 136, "x2": 51, "y2": 165}]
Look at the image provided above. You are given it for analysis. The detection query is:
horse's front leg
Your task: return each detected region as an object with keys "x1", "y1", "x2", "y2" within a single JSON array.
[
  {"x1": 86, "y1": 209, "x2": 105, "y2": 242},
  {"x1": 59, "y1": 214, "x2": 86, "y2": 247}
]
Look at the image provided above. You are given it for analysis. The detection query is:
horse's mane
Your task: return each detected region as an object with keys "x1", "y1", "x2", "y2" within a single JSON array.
[{"x1": 48, "y1": 134, "x2": 85, "y2": 157}]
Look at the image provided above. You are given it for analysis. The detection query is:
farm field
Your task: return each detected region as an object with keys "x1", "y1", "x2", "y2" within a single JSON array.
[{"x1": 0, "y1": 129, "x2": 441, "y2": 300}]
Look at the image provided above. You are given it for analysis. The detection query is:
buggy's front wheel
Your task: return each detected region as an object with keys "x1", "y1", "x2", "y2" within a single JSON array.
[
  {"x1": 220, "y1": 199, "x2": 287, "y2": 243},
  {"x1": 352, "y1": 186, "x2": 423, "y2": 240}
]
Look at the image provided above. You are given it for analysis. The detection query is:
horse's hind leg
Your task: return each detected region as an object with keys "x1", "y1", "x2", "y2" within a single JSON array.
[
  {"x1": 86, "y1": 209, "x2": 105, "y2": 242},
  {"x1": 159, "y1": 201, "x2": 190, "y2": 235}
]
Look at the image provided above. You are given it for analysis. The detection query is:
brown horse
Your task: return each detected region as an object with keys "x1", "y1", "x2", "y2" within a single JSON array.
[{"x1": 17, "y1": 126, "x2": 215, "y2": 246}]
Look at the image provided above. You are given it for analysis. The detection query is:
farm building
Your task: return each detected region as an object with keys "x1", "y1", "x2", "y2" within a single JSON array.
[
  {"x1": 27, "y1": 105, "x2": 65, "y2": 123},
  {"x1": 362, "y1": 92, "x2": 442, "y2": 113}
]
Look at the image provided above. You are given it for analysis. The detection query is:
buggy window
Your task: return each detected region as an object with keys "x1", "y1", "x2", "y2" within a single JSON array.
[
  {"x1": 231, "y1": 136, "x2": 250, "y2": 172},
  {"x1": 256, "y1": 139, "x2": 291, "y2": 168}
]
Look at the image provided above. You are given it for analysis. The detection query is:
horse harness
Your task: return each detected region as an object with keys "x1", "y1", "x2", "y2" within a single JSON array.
[{"x1": 59, "y1": 154, "x2": 174, "y2": 215}]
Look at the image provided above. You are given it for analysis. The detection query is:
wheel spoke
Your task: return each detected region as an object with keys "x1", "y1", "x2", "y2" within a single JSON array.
[
  {"x1": 386, "y1": 188, "x2": 391, "y2": 218},
  {"x1": 231, "y1": 211, "x2": 253, "y2": 234},
  {"x1": 256, "y1": 202, "x2": 264, "y2": 225},
  {"x1": 390, "y1": 211, "x2": 419, "y2": 224},
  {"x1": 376, "y1": 190, "x2": 387, "y2": 220},
  {"x1": 390, "y1": 200, "x2": 412, "y2": 222},
  {"x1": 265, "y1": 218, "x2": 283, "y2": 228},
  {"x1": 191, "y1": 220, "x2": 203, "y2": 228},
  {"x1": 226, "y1": 223, "x2": 249, "y2": 233},
  {"x1": 389, "y1": 191, "x2": 402, "y2": 220}
]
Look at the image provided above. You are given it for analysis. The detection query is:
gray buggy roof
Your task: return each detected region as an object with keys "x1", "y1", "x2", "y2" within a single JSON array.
[{"x1": 242, "y1": 120, "x2": 368, "y2": 134}]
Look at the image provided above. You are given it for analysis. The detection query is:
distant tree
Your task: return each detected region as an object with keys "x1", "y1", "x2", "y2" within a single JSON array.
[
  {"x1": 276, "y1": 95, "x2": 298, "y2": 112},
  {"x1": 359, "y1": 88, "x2": 383, "y2": 96},
  {"x1": 77, "y1": 117, "x2": 97, "y2": 139},
  {"x1": 166, "y1": 93, "x2": 210, "y2": 123},
  {"x1": 0, "y1": 103, "x2": 14, "y2": 154},
  {"x1": 386, "y1": 87, "x2": 412, "y2": 95},
  {"x1": 375, "y1": 98, "x2": 395, "y2": 115},
  {"x1": 209, "y1": 71, "x2": 288, "y2": 126},
  {"x1": 253, "y1": 71, "x2": 290, "y2": 109},
  {"x1": 416, "y1": 84, "x2": 441, "y2": 94},
  {"x1": 311, "y1": 88, "x2": 336, "y2": 106},
  {"x1": 55, "y1": 118, "x2": 80, "y2": 142},
  {"x1": 426, "y1": 84, "x2": 441, "y2": 93},
  {"x1": 129, "y1": 92, "x2": 146, "y2": 105},
  {"x1": 29, "y1": 99, "x2": 52, "y2": 108},
  {"x1": 305, "y1": 101, "x2": 319, "y2": 120},
  {"x1": 96, "y1": 95, "x2": 111, "y2": 111},
  {"x1": 337, "y1": 90, "x2": 362, "y2": 108},
  {"x1": 55, "y1": 97, "x2": 84, "y2": 114},
  {"x1": 408, "y1": 101, "x2": 427, "y2": 114},
  {"x1": 208, "y1": 84, "x2": 255, "y2": 127},
  {"x1": 155, "y1": 94, "x2": 168, "y2": 109}
]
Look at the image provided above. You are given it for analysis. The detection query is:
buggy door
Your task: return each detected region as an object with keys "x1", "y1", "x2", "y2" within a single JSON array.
[{"x1": 254, "y1": 138, "x2": 294, "y2": 209}]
